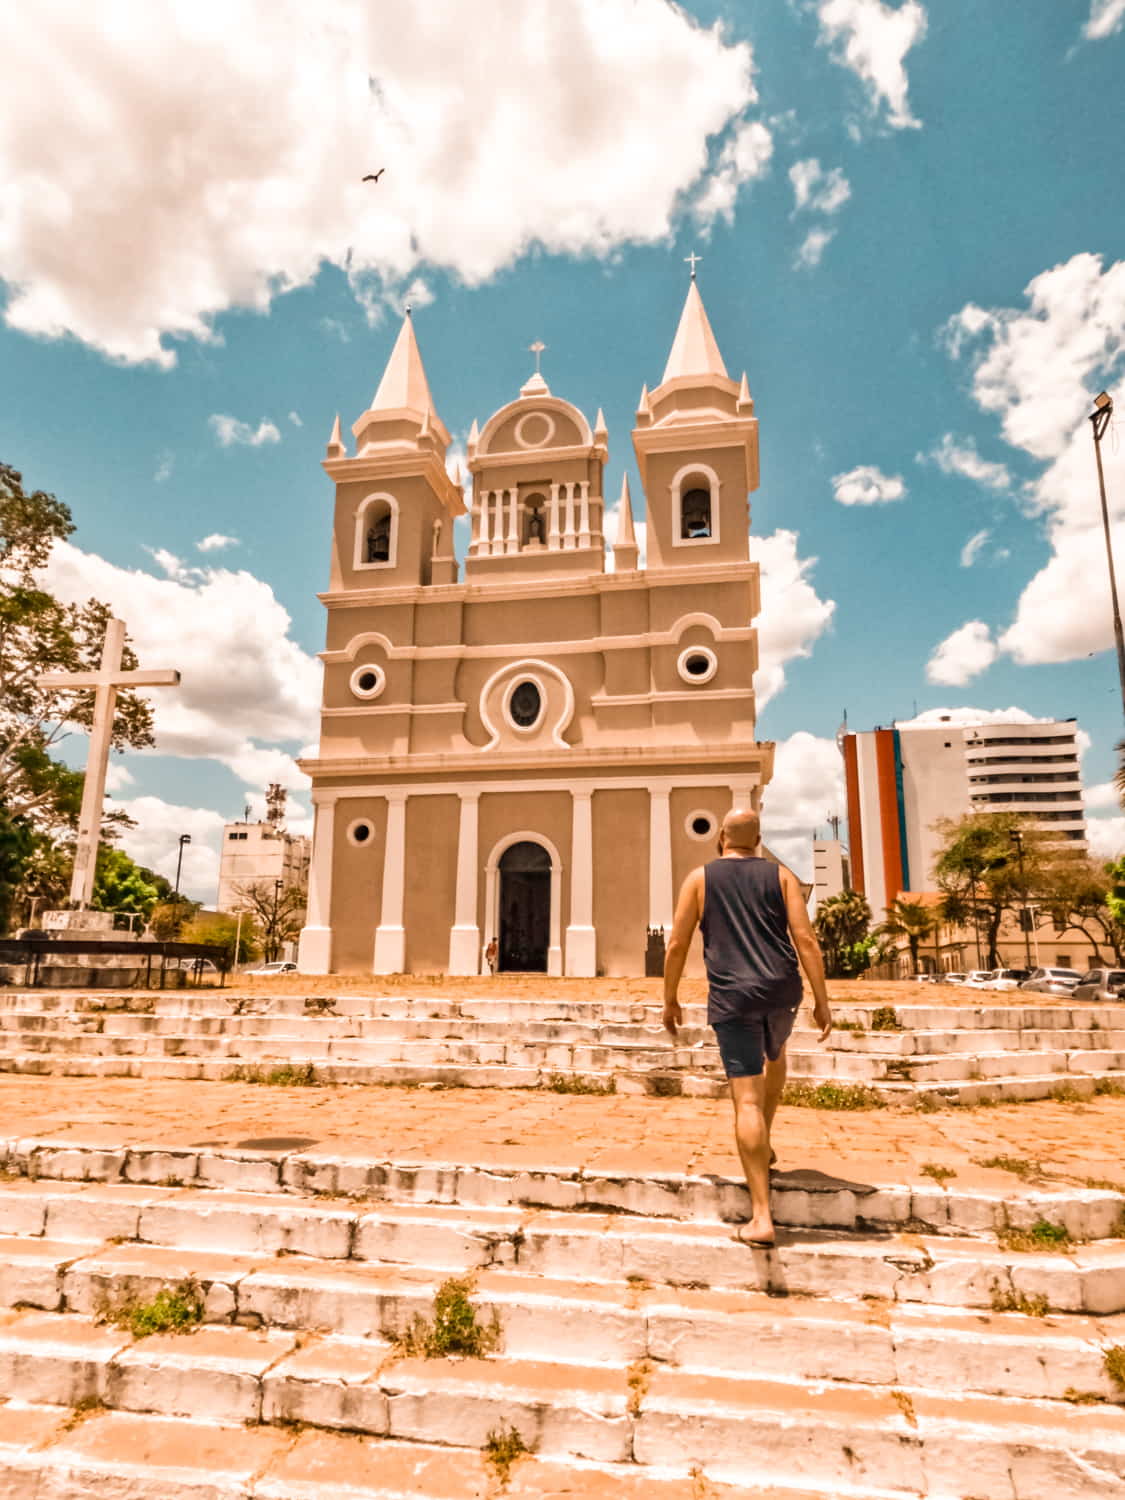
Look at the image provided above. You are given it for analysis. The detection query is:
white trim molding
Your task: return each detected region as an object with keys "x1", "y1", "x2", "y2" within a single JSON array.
[
  {"x1": 514, "y1": 411, "x2": 556, "y2": 449},
  {"x1": 484, "y1": 829, "x2": 563, "y2": 977},
  {"x1": 479, "y1": 658, "x2": 575, "y2": 750},
  {"x1": 677, "y1": 645, "x2": 718, "y2": 685},
  {"x1": 349, "y1": 664, "x2": 386, "y2": 701},
  {"x1": 346, "y1": 818, "x2": 376, "y2": 847},
  {"x1": 354, "y1": 492, "x2": 399, "y2": 572},
  {"x1": 670, "y1": 461, "x2": 722, "y2": 550},
  {"x1": 685, "y1": 808, "x2": 719, "y2": 842}
]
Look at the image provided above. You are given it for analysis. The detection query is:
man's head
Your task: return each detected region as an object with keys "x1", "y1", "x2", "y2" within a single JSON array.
[{"x1": 720, "y1": 807, "x2": 760, "y2": 853}]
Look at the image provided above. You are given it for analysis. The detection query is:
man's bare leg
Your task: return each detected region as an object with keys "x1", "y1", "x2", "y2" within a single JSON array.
[
  {"x1": 729, "y1": 1074, "x2": 774, "y2": 1245},
  {"x1": 764, "y1": 1048, "x2": 788, "y2": 1165}
]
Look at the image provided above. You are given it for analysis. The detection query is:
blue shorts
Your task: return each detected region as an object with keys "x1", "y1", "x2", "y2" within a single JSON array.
[{"x1": 712, "y1": 1008, "x2": 799, "y2": 1079}]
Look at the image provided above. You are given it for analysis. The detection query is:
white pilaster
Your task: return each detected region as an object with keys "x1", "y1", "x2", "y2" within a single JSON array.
[
  {"x1": 372, "y1": 792, "x2": 407, "y2": 973},
  {"x1": 506, "y1": 487, "x2": 519, "y2": 554},
  {"x1": 469, "y1": 492, "x2": 482, "y2": 556},
  {"x1": 548, "y1": 483, "x2": 561, "y2": 549},
  {"x1": 297, "y1": 800, "x2": 335, "y2": 974},
  {"x1": 565, "y1": 788, "x2": 597, "y2": 976},
  {"x1": 577, "y1": 481, "x2": 591, "y2": 547},
  {"x1": 649, "y1": 788, "x2": 674, "y2": 932},
  {"x1": 448, "y1": 793, "x2": 481, "y2": 974},
  {"x1": 478, "y1": 489, "x2": 492, "y2": 556},
  {"x1": 562, "y1": 483, "x2": 577, "y2": 551}
]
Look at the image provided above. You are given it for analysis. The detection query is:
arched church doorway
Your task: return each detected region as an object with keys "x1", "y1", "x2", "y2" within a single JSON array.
[{"x1": 498, "y1": 840, "x2": 551, "y2": 972}]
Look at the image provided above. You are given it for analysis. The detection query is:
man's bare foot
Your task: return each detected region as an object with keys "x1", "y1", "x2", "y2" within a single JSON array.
[
  {"x1": 769, "y1": 1149, "x2": 777, "y2": 1167},
  {"x1": 735, "y1": 1217, "x2": 776, "y2": 1248}
]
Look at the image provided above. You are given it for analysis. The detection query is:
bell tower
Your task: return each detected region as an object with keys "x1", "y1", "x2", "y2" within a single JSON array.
[
  {"x1": 325, "y1": 311, "x2": 464, "y2": 592},
  {"x1": 632, "y1": 276, "x2": 758, "y2": 571}
]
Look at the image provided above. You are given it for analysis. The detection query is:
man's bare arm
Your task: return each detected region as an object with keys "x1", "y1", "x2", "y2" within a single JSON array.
[
  {"x1": 779, "y1": 866, "x2": 832, "y2": 1042},
  {"x1": 662, "y1": 867, "x2": 704, "y2": 1038}
]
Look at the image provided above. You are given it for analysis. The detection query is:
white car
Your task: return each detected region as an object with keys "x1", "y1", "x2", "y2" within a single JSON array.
[
  {"x1": 991, "y1": 968, "x2": 1032, "y2": 991},
  {"x1": 242, "y1": 961, "x2": 298, "y2": 976},
  {"x1": 940, "y1": 972, "x2": 967, "y2": 985},
  {"x1": 1019, "y1": 967, "x2": 1082, "y2": 996},
  {"x1": 963, "y1": 969, "x2": 998, "y2": 989}
]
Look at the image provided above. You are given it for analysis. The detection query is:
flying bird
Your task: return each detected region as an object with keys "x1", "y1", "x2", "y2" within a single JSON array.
[{"x1": 363, "y1": 170, "x2": 385, "y2": 183}]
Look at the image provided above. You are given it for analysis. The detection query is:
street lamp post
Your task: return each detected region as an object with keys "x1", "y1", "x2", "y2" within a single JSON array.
[
  {"x1": 1090, "y1": 391, "x2": 1125, "y2": 721},
  {"x1": 173, "y1": 834, "x2": 192, "y2": 899},
  {"x1": 271, "y1": 877, "x2": 284, "y2": 963},
  {"x1": 1009, "y1": 828, "x2": 1033, "y2": 969}
]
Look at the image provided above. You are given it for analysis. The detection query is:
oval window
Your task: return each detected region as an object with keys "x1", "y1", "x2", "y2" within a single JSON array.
[
  {"x1": 509, "y1": 680, "x2": 542, "y2": 729},
  {"x1": 685, "y1": 654, "x2": 711, "y2": 677},
  {"x1": 692, "y1": 816, "x2": 712, "y2": 836}
]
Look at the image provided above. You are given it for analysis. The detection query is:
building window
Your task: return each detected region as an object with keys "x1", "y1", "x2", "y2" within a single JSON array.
[
  {"x1": 507, "y1": 678, "x2": 543, "y2": 731},
  {"x1": 347, "y1": 819, "x2": 376, "y2": 847},
  {"x1": 685, "y1": 810, "x2": 718, "y2": 841},
  {"x1": 677, "y1": 645, "x2": 718, "y2": 685},
  {"x1": 355, "y1": 493, "x2": 398, "y2": 570},
  {"x1": 680, "y1": 487, "x2": 712, "y2": 539},
  {"x1": 350, "y1": 664, "x2": 386, "y2": 701},
  {"x1": 671, "y1": 464, "x2": 721, "y2": 547}
]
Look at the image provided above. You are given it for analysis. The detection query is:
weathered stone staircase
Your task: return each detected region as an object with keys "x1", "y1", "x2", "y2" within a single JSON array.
[
  {"x1": 0, "y1": 1136, "x2": 1122, "y2": 1496},
  {"x1": 2, "y1": 988, "x2": 1125, "y2": 1103}
]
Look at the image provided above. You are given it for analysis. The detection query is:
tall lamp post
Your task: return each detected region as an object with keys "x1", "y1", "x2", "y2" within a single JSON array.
[
  {"x1": 173, "y1": 834, "x2": 192, "y2": 899},
  {"x1": 1008, "y1": 828, "x2": 1033, "y2": 969},
  {"x1": 1090, "y1": 391, "x2": 1125, "y2": 721},
  {"x1": 271, "y1": 877, "x2": 284, "y2": 963}
]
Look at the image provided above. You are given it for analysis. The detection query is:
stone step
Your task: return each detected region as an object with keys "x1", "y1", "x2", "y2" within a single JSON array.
[
  {"x1": 0, "y1": 1405, "x2": 895, "y2": 1500},
  {"x1": 1, "y1": 1339, "x2": 1122, "y2": 1497},
  {"x1": 4, "y1": 1138, "x2": 1122, "y2": 1240}
]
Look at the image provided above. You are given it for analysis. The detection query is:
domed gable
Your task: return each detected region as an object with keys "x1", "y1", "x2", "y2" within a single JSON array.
[{"x1": 478, "y1": 394, "x2": 593, "y2": 458}]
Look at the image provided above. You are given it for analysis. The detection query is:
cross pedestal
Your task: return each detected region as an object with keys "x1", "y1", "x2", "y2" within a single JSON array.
[{"x1": 36, "y1": 617, "x2": 180, "y2": 908}]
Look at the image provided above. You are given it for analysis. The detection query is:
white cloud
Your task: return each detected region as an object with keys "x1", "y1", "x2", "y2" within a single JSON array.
[
  {"x1": 0, "y1": 1, "x2": 760, "y2": 366},
  {"x1": 923, "y1": 433, "x2": 1011, "y2": 491},
  {"x1": 208, "y1": 415, "x2": 281, "y2": 449},
  {"x1": 287, "y1": 411, "x2": 303, "y2": 428},
  {"x1": 1087, "y1": 814, "x2": 1125, "y2": 863},
  {"x1": 196, "y1": 534, "x2": 240, "y2": 553},
  {"x1": 925, "y1": 621, "x2": 998, "y2": 686},
  {"x1": 831, "y1": 464, "x2": 906, "y2": 505},
  {"x1": 104, "y1": 763, "x2": 135, "y2": 794},
  {"x1": 751, "y1": 530, "x2": 836, "y2": 708},
  {"x1": 895, "y1": 705, "x2": 1049, "y2": 729},
  {"x1": 817, "y1": 0, "x2": 928, "y2": 130},
  {"x1": 692, "y1": 118, "x2": 774, "y2": 228},
  {"x1": 760, "y1": 732, "x2": 846, "y2": 880},
  {"x1": 153, "y1": 452, "x2": 174, "y2": 484},
  {"x1": 43, "y1": 541, "x2": 321, "y2": 789},
  {"x1": 1085, "y1": 0, "x2": 1125, "y2": 41},
  {"x1": 999, "y1": 519, "x2": 1125, "y2": 664},
  {"x1": 795, "y1": 227, "x2": 836, "y2": 270},
  {"x1": 107, "y1": 794, "x2": 227, "y2": 904},
  {"x1": 960, "y1": 529, "x2": 991, "y2": 568},
  {"x1": 1084, "y1": 781, "x2": 1120, "y2": 811},
  {"x1": 788, "y1": 159, "x2": 851, "y2": 216}
]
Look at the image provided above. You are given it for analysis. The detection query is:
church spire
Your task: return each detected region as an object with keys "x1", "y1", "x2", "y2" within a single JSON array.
[
  {"x1": 370, "y1": 310, "x2": 436, "y2": 416},
  {"x1": 612, "y1": 473, "x2": 639, "y2": 571},
  {"x1": 326, "y1": 413, "x2": 345, "y2": 459},
  {"x1": 661, "y1": 278, "x2": 729, "y2": 385}
]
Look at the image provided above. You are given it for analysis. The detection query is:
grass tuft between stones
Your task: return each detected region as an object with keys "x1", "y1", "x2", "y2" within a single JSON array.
[
  {"x1": 230, "y1": 1063, "x2": 320, "y2": 1087},
  {"x1": 869, "y1": 1006, "x2": 903, "y2": 1032},
  {"x1": 483, "y1": 1422, "x2": 528, "y2": 1484},
  {"x1": 974, "y1": 1155, "x2": 1042, "y2": 1181},
  {"x1": 996, "y1": 1219, "x2": 1073, "y2": 1254},
  {"x1": 108, "y1": 1279, "x2": 205, "y2": 1339},
  {"x1": 547, "y1": 1073, "x2": 616, "y2": 1095},
  {"x1": 781, "y1": 1081, "x2": 886, "y2": 1111},
  {"x1": 920, "y1": 1163, "x2": 956, "y2": 1186},
  {"x1": 989, "y1": 1285, "x2": 1050, "y2": 1317},
  {"x1": 1105, "y1": 1345, "x2": 1125, "y2": 1392},
  {"x1": 394, "y1": 1277, "x2": 499, "y2": 1360}
]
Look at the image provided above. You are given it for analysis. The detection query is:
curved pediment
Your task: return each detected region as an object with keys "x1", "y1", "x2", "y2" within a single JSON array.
[{"x1": 478, "y1": 395, "x2": 592, "y2": 457}]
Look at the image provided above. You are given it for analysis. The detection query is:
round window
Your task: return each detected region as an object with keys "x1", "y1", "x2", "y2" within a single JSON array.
[
  {"x1": 347, "y1": 819, "x2": 375, "y2": 847},
  {"x1": 686, "y1": 810, "x2": 718, "y2": 842},
  {"x1": 350, "y1": 664, "x2": 386, "y2": 701},
  {"x1": 509, "y1": 679, "x2": 542, "y2": 729},
  {"x1": 676, "y1": 646, "x2": 718, "y2": 685}
]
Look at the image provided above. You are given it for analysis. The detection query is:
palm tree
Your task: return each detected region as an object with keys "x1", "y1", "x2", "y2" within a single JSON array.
[
  {"x1": 880, "y1": 897, "x2": 936, "y2": 976},
  {"x1": 1116, "y1": 739, "x2": 1125, "y2": 812}
]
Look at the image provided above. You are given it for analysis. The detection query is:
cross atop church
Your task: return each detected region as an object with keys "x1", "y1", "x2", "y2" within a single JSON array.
[
  {"x1": 37, "y1": 617, "x2": 180, "y2": 908},
  {"x1": 529, "y1": 340, "x2": 546, "y2": 374},
  {"x1": 684, "y1": 251, "x2": 702, "y2": 280}
]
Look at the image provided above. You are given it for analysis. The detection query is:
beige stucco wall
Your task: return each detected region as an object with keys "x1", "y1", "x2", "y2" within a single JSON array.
[
  {"x1": 592, "y1": 789, "x2": 650, "y2": 976},
  {"x1": 329, "y1": 797, "x2": 387, "y2": 973},
  {"x1": 403, "y1": 795, "x2": 459, "y2": 973}
]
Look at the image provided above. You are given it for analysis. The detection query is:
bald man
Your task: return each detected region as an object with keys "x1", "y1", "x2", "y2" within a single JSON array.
[{"x1": 663, "y1": 808, "x2": 832, "y2": 1247}]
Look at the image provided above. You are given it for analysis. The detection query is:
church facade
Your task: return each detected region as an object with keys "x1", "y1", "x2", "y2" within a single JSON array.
[{"x1": 297, "y1": 280, "x2": 774, "y2": 976}]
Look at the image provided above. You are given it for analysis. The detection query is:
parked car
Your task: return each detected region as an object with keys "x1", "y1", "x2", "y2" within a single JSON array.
[
  {"x1": 242, "y1": 960, "x2": 298, "y2": 976},
  {"x1": 990, "y1": 968, "x2": 1032, "y2": 991},
  {"x1": 940, "y1": 972, "x2": 967, "y2": 985},
  {"x1": 963, "y1": 970, "x2": 999, "y2": 989},
  {"x1": 1071, "y1": 967, "x2": 1125, "y2": 1003},
  {"x1": 1018, "y1": 967, "x2": 1082, "y2": 996},
  {"x1": 175, "y1": 958, "x2": 220, "y2": 974}
]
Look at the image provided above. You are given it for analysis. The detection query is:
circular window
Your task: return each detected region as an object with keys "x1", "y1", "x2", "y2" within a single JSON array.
[
  {"x1": 350, "y1": 664, "x2": 386, "y2": 700},
  {"x1": 508, "y1": 679, "x2": 543, "y2": 730},
  {"x1": 347, "y1": 819, "x2": 375, "y2": 847},
  {"x1": 686, "y1": 811, "x2": 718, "y2": 842},
  {"x1": 514, "y1": 411, "x2": 556, "y2": 449},
  {"x1": 676, "y1": 646, "x2": 718, "y2": 685}
]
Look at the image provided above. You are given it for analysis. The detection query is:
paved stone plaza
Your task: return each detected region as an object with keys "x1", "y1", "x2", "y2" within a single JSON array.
[{"x1": 0, "y1": 979, "x2": 1122, "y2": 1495}]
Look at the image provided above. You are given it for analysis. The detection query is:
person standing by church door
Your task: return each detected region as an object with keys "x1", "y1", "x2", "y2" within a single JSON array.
[
  {"x1": 662, "y1": 808, "x2": 833, "y2": 1247},
  {"x1": 485, "y1": 937, "x2": 498, "y2": 975}
]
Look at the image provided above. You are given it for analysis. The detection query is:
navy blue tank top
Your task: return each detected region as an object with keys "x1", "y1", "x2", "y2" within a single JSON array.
[{"x1": 701, "y1": 857, "x2": 802, "y2": 1024}]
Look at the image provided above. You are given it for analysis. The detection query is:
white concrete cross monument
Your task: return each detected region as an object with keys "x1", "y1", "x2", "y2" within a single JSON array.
[{"x1": 36, "y1": 617, "x2": 180, "y2": 908}]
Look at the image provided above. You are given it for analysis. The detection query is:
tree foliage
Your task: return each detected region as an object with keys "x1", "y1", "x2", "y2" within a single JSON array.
[
  {"x1": 814, "y1": 889, "x2": 877, "y2": 978},
  {"x1": 181, "y1": 911, "x2": 258, "y2": 970},
  {"x1": 1038, "y1": 853, "x2": 1125, "y2": 965},
  {"x1": 932, "y1": 813, "x2": 1050, "y2": 969},
  {"x1": 879, "y1": 896, "x2": 936, "y2": 974},
  {"x1": 91, "y1": 846, "x2": 168, "y2": 923},
  {"x1": 231, "y1": 880, "x2": 305, "y2": 962}
]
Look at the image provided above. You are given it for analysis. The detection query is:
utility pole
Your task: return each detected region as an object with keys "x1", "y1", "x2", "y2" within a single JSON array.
[
  {"x1": 1090, "y1": 391, "x2": 1125, "y2": 720},
  {"x1": 1009, "y1": 828, "x2": 1033, "y2": 969}
]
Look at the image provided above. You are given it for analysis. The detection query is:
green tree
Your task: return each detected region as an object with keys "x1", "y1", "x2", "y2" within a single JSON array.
[
  {"x1": 814, "y1": 889, "x2": 875, "y2": 978},
  {"x1": 879, "y1": 896, "x2": 937, "y2": 975},
  {"x1": 933, "y1": 813, "x2": 1048, "y2": 969},
  {"x1": 0, "y1": 462, "x2": 154, "y2": 833},
  {"x1": 181, "y1": 911, "x2": 258, "y2": 971},
  {"x1": 1038, "y1": 853, "x2": 1125, "y2": 965},
  {"x1": 91, "y1": 846, "x2": 165, "y2": 924},
  {"x1": 231, "y1": 880, "x2": 305, "y2": 963}
]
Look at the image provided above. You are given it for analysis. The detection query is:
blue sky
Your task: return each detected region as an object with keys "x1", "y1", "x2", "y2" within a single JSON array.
[{"x1": 2, "y1": 0, "x2": 1124, "y2": 897}]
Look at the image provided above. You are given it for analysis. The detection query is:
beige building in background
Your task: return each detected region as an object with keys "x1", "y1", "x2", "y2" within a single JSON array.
[
  {"x1": 216, "y1": 821, "x2": 311, "y2": 914},
  {"x1": 297, "y1": 280, "x2": 774, "y2": 976}
]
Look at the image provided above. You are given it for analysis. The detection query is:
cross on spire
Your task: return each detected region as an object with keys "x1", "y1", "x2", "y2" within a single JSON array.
[
  {"x1": 529, "y1": 340, "x2": 546, "y2": 373},
  {"x1": 684, "y1": 251, "x2": 702, "y2": 279}
]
